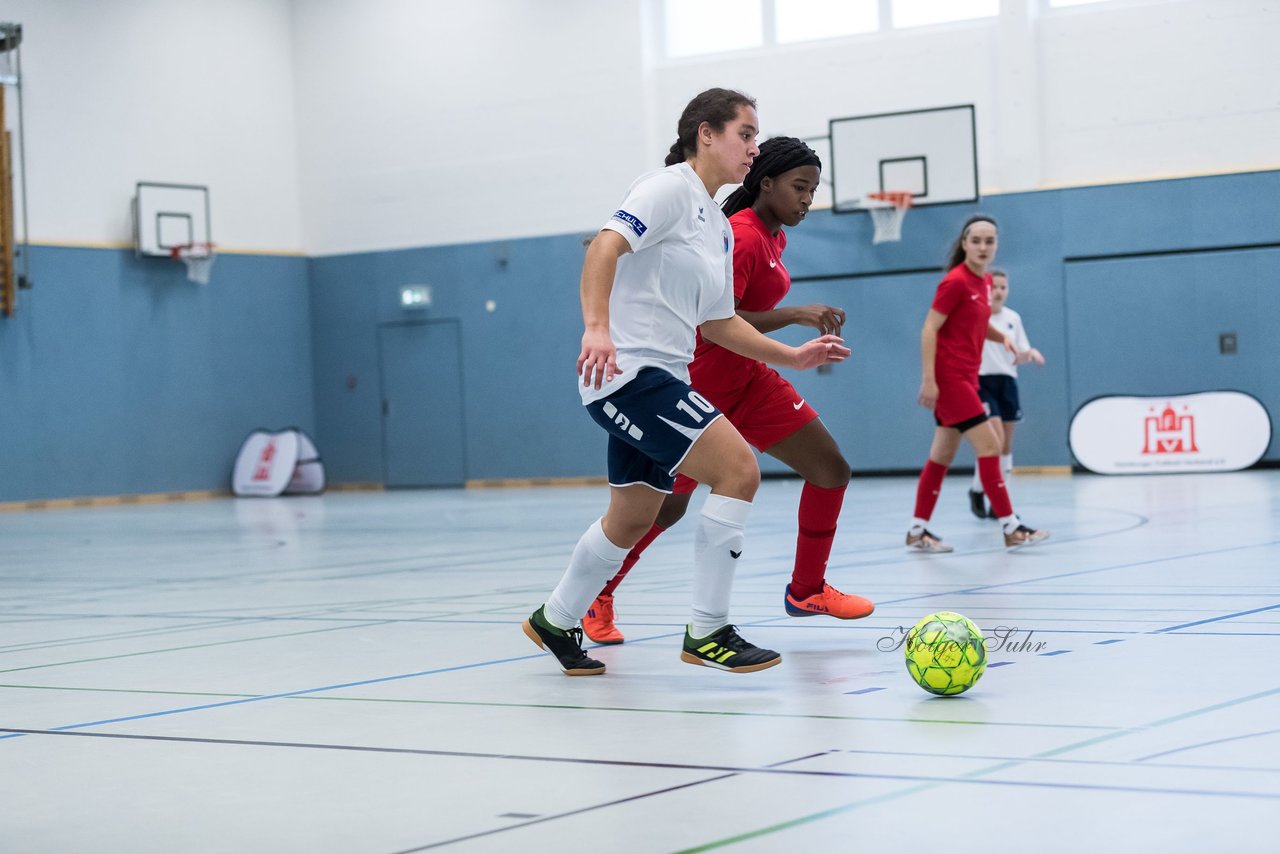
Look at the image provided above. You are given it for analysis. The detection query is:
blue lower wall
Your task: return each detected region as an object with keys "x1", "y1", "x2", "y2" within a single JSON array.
[
  {"x1": 5, "y1": 169, "x2": 1276, "y2": 502},
  {"x1": 309, "y1": 169, "x2": 1280, "y2": 482},
  {"x1": 0, "y1": 248, "x2": 314, "y2": 501}
]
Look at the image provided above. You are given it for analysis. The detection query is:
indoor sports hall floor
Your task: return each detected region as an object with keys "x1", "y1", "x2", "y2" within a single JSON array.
[{"x1": 2, "y1": 470, "x2": 1278, "y2": 853}]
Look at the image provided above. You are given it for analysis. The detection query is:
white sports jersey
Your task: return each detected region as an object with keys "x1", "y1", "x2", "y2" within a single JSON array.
[
  {"x1": 580, "y1": 162, "x2": 736, "y2": 404},
  {"x1": 980, "y1": 305, "x2": 1031, "y2": 378}
]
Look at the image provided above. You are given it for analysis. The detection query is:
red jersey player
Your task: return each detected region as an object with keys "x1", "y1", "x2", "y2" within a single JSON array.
[
  {"x1": 907, "y1": 215, "x2": 1049, "y2": 552},
  {"x1": 582, "y1": 136, "x2": 874, "y2": 647}
]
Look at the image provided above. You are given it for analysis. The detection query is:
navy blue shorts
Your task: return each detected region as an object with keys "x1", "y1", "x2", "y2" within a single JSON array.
[
  {"x1": 585, "y1": 367, "x2": 724, "y2": 492},
  {"x1": 979, "y1": 374, "x2": 1022, "y2": 422}
]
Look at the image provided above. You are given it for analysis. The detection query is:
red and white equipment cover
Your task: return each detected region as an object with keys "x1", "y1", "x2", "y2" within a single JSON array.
[{"x1": 232, "y1": 428, "x2": 326, "y2": 496}]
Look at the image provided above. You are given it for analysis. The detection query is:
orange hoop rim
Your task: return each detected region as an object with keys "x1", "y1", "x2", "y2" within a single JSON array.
[
  {"x1": 866, "y1": 191, "x2": 914, "y2": 209},
  {"x1": 170, "y1": 242, "x2": 217, "y2": 260}
]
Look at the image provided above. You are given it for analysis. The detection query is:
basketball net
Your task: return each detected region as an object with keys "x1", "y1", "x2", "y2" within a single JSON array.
[
  {"x1": 172, "y1": 242, "x2": 217, "y2": 285},
  {"x1": 866, "y1": 191, "x2": 913, "y2": 244}
]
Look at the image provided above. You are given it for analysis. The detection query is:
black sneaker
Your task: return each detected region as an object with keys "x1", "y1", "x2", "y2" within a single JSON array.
[
  {"x1": 968, "y1": 489, "x2": 990, "y2": 520},
  {"x1": 522, "y1": 607, "x2": 606, "y2": 676},
  {"x1": 680, "y1": 624, "x2": 781, "y2": 673}
]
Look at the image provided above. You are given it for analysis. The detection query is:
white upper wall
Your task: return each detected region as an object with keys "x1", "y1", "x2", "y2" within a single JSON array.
[
  {"x1": 5, "y1": 0, "x2": 1277, "y2": 255},
  {"x1": 4, "y1": 0, "x2": 303, "y2": 252},
  {"x1": 290, "y1": 0, "x2": 652, "y2": 256}
]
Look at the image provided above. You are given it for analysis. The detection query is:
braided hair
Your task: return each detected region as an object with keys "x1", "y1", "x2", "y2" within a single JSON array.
[
  {"x1": 664, "y1": 88, "x2": 757, "y2": 167},
  {"x1": 721, "y1": 136, "x2": 821, "y2": 217},
  {"x1": 945, "y1": 214, "x2": 998, "y2": 271}
]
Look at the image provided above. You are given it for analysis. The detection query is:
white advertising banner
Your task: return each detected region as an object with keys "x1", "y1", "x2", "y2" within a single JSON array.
[{"x1": 1070, "y1": 391, "x2": 1272, "y2": 475}]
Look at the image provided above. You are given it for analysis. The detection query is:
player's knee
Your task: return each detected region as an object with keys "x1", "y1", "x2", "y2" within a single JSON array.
[
  {"x1": 811, "y1": 454, "x2": 851, "y2": 489},
  {"x1": 705, "y1": 453, "x2": 759, "y2": 500},
  {"x1": 607, "y1": 516, "x2": 660, "y2": 549},
  {"x1": 655, "y1": 495, "x2": 691, "y2": 529}
]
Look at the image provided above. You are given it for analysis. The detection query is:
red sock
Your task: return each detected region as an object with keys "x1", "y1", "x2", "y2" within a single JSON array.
[
  {"x1": 913, "y1": 460, "x2": 949, "y2": 520},
  {"x1": 791, "y1": 482, "x2": 846, "y2": 600},
  {"x1": 978, "y1": 456, "x2": 1013, "y2": 518},
  {"x1": 600, "y1": 522, "x2": 666, "y2": 596}
]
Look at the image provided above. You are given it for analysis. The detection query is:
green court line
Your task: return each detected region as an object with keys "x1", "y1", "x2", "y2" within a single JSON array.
[
  {"x1": 679, "y1": 684, "x2": 1280, "y2": 850},
  {"x1": 0, "y1": 683, "x2": 1118, "y2": 730},
  {"x1": 0, "y1": 621, "x2": 394, "y2": 674}
]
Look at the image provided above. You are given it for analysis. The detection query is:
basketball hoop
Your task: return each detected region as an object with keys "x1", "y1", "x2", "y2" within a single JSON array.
[
  {"x1": 866, "y1": 191, "x2": 913, "y2": 244},
  {"x1": 171, "y1": 242, "x2": 216, "y2": 285}
]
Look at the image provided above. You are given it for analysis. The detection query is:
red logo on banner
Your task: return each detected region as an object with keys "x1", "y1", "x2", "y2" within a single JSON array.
[
  {"x1": 1143, "y1": 404, "x2": 1198, "y2": 454},
  {"x1": 252, "y1": 439, "x2": 278, "y2": 481}
]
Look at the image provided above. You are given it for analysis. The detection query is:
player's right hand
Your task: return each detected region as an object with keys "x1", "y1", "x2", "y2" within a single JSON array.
[
  {"x1": 794, "y1": 304, "x2": 846, "y2": 336},
  {"x1": 918, "y1": 379, "x2": 939, "y2": 409},
  {"x1": 578, "y1": 329, "x2": 622, "y2": 390}
]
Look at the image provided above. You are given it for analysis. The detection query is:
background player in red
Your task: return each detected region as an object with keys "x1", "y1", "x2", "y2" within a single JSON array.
[
  {"x1": 582, "y1": 136, "x2": 874, "y2": 646},
  {"x1": 906, "y1": 215, "x2": 1049, "y2": 552}
]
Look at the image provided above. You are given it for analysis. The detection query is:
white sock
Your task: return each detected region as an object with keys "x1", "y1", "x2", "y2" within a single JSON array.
[
  {"x1": 690, "y1": 494, "x2": 752, "y2": 638},
  {"x1": 1001, "y1": 454, "x2": 1012, "y2": 473},
  {"x1": 909, "y1": 517, "x2": 928, "y2": 535},
  {"x1": 999, "y1": 514, "x2": 1021, "y2": 534},
  {"x1": 971, "y1": 466, "x2": 983, "y2": 492},
  {"x1": 544, "y1": 518, "x2": 630, "y2": 630}
]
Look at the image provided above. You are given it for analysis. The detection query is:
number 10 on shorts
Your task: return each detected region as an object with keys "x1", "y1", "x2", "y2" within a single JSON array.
[{"x1": 676, "y1": 391, "x2": 715, "y2": 423}]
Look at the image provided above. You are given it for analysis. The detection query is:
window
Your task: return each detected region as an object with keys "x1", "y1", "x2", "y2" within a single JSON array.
[
  {"x1": 776, "y1": 0, "x2": 879, "y2": 44},
  {"x1": 891, "y1": 0, "x2": 999, "y2": 29},
  {"x1": 664, "y1": 0, "x2": 763, "y2": 58},
  {"x1": 663, "y1": 0, "x2": 1005, "y2": 59}
]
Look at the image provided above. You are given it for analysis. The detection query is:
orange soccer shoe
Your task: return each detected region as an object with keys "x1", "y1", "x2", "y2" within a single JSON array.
[
  {"x1": 784, "y1": 583, "x2": 875, "y2": 620},
  {"x1": 582, "y1": 594, "x2": 625, "y2": 645}
]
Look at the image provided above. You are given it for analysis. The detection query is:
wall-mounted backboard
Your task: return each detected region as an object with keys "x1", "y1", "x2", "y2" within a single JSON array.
[
  {"x1": 829, "y1": 105, "x2": 978, "y2": 213},
  {"x1": 133, "y1": 182, "x2": 210, "y2": 257}
]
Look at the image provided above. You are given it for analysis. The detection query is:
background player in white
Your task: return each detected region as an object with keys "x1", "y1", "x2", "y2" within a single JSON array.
[
  {"x1": 969, "y1": 269, "x2": 1045, "y2": 518},
  {"x1": 522, "y1": 88, "x2": 849, "y2": 676}
]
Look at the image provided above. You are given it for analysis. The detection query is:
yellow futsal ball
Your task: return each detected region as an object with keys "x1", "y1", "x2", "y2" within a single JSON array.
[{"x1": 904, "y1": 611, "x2": 987, "y2": 696}]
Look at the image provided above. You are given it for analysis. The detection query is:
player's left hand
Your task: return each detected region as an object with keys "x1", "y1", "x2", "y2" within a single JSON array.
[
  {"x1": 1001, "y1": 335, "x2": 1017, "y2": 355},
  {"x1": 1020, "y1": 347, "x2": 1045, "y2": 366},
  {"x1": 791, "y1": 334, "x2": 850, "y2": 370},
  {"x1": 793, "y1": 304, "x2": 846, "y2": 336}
]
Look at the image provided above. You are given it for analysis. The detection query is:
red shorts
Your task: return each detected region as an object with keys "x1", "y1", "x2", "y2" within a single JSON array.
[
  {"x1": 673, "y1": 361, "x2": 818, "y2": 494},
  {"x1": 934, "y1": 377, "x2": 987, "y2": 428}
]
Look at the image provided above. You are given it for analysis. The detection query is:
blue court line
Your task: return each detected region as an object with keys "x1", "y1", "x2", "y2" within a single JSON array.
[
  {"x1": 1134, "y1": 728, "x2": 1280, "y2": 763},
  {"x1": 1040, "y1": 650, "x2": 1072, "y2": 656},
  {"x1": 986, "y1": 661, "x2": 1015, "y2": 668},
  {"x1": 1152, "y1": 603, "x2": 1280, "y2": 633},
  {"x1": 844, "y1": 687, "x2": 886, "y2": 695},
  {"x1": 1094, "y1": 639, "x2": 1125, "y2": 645}
]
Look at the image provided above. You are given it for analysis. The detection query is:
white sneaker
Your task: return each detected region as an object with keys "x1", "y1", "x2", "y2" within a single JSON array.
[{"x1": 906, "y1": 529, "x2": 954, "y2": 553}]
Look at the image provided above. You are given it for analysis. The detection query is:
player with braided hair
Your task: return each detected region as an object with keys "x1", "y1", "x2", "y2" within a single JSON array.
[{"x1": 582, "y1": 136, "x2": 874, "y2": 647}]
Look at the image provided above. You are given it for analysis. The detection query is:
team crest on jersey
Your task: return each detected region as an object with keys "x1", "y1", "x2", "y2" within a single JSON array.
[
  {"x1": 612, "y1": 209, "x2": 647, "y2": 237},
  {"x1": 697, "y1": 206, "x2": 706, "y2": 223},
  {"x1": 723, "y1": 231, "x2": 729, "y2": 253}
]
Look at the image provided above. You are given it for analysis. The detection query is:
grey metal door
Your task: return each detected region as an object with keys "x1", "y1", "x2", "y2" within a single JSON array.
[{"x1": 378, "y1": 320, "x2": 466, "y2": 487}]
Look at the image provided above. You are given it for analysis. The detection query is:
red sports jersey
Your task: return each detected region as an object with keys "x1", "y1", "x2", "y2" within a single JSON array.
[
  {"x1": 930, "y1": 263, "x2": 992, "y2": 382},
  {"x1": 690, "y1": 208, "x2": 788, "y2": 396}
]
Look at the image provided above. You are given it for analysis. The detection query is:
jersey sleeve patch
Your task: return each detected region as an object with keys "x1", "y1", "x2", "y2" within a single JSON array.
[{"x1": 611, "y1": 210, "x2": 647, "y2": 238}]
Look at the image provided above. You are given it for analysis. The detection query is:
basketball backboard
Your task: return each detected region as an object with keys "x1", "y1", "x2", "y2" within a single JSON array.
[
  {"x1": 829, "y1": 105, "x2": 978, "y2": 213},
  {"x1": 133, "y1": 182, "x2": 210, "y2": 258}
]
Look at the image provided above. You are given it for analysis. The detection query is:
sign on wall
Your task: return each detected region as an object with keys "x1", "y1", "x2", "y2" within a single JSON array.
[{"x1": 1069, "y1": 391, "x2": 1272, "y2": 475}]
